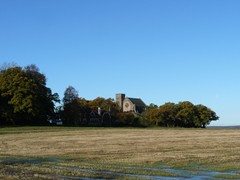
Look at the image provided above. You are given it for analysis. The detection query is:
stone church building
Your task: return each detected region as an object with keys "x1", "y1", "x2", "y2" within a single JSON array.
[{"x1": 116, "y1": 94, "x2": 146, "y2": 113}]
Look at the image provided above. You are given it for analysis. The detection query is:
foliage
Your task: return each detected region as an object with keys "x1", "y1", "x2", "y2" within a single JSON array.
[
  {"x1": 63, "y1": 86, "x2": 79, "y2": 105},
  {"x1": 114, "y1": 112, "x2": 148, "y2": 127},
  {"x1": 195, "y1": 104, "x2": 219, "y2": 128},
  {"x1": 62, "y1": 86, "x2": 81, "y2": 126},
  {"x1": 159, "y1": 102, "x2": 177, "y2": 127},
  {"x1": 144, "y1": 101, "x2": 219, "y2": 128},
  {"x1": 0, "y1": 64, "x2": 219, "y2": 128},
  {"x1": 144, "y1": 107, "x2": 161, "y2": 126},
  {"x1": 0, "y1": 64, "x2": 59, "y2": 125},
  {"x1": 61, "y1": 90, "x2": 118, "y2": 126},
  {"x1": 88, "y1": 97, "x2": 118, "y2": 115}
]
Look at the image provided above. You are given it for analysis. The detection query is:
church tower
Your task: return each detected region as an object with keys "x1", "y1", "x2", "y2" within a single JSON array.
[{"x1": 116, "y1": 93, "x2": 125, "y2": 111}]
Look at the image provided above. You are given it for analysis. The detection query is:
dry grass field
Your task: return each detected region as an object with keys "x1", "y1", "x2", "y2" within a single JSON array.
[{"x1": 0, "y1": 127, "x2": 240, "y2": 179}]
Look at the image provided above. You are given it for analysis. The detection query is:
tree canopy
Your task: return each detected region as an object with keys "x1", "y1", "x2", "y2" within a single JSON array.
[
  {"x1": 62, "y1": 86, "x2": 82, "y2": 126},
  {"x1": 0, "y1": 64, "x2": 59, "y2": 125},
  {"x1": 144, "y1": 101, "x2": 219, "y2": 128},
  {"x1": 61, "y1": 87, "x2": 119, "y2": 126},
  {"x1": 0, "y1": 64, "x2": 219, "y2": 128}
]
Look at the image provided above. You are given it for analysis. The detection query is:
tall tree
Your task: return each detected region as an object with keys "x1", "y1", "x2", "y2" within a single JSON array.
[
  {"x1": 62, "y1": 86, "x2": 81, "y2": 125},
  {"x1": 63, "y1": 86, "x2": 79, "y2": 105},
  {"x1": 0, "y1": 65, "x2": 59, "y2": 125},
  {"x1": 0, "y1": 66, "x2": 36, "y2": 124},
  {"x1": 25, "y1": 64, "x2": 60, "y2": 122}
]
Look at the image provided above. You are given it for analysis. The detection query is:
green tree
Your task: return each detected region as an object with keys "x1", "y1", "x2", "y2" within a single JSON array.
[
  {"x1": 175, "y1": 102, "x2": 219, "y2": 128},
  {"x1": 88, "y1": 97, "x2": 118, "y2": 114},
  {"x1": 114, "y1": 112, "x2": 145, "y2": 127},
  {"x1": 0, "y1": 65, "x2": 59, "y2": 125},
  {"x1": 63, "y1": 86, "x2": 79, "y2": 105},
  {"x1": 62, "y1": 86, "x2": 82, "y2": 125},
  {"x1": 158, "y1": 102, "x2": 177, "y2": 127},
  {"x1": 144, "y1": 101, "x2": 219, "y2": 128},
  {"x1": 144, "y1": 107, "x2": 160, "y2": 126},
  {"x1": 146, "y1": 103, "x2": 158, "y2": 110},
  {"x1": 195, "y1": 104, "x2": 219, "y2": 128},
  {"x1": 176, "y1": 101, "x2": 198, "y2": 127},
  {"x1": 24, "y1": 65, "x2": 60, "y2": 122}
]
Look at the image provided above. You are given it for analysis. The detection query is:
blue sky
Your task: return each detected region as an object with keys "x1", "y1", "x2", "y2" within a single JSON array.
[{"x1": 1, "y1": 0, "x2": 240, "y2": 126}]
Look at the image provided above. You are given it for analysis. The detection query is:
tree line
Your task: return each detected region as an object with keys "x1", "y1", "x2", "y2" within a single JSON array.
[
  {"x1": 0, "y1": 64, "x2": 219, "y2": 127},
  {"x1": 145, "y1": 102, "x2": 218, "y2": 128}
]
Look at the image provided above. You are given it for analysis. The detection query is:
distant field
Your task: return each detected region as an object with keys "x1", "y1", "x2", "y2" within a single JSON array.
[{"x1": 0, "y1": 127, "x2": 240, "y2": 179}]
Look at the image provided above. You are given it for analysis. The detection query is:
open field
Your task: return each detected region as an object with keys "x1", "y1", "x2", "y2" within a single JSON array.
[{"x1": 0, "y1": 127, "x2": 240, "y2": 179}]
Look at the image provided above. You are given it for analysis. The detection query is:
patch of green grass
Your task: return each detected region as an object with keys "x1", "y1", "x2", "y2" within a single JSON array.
[
  {"x1": 204, "y1": 162, "x2": 240, "y2": 172},
  {"x1": 214, "y1": 174, "x2": 240, "y2": 179},
  {"x1": 55, "y1": 160, "x2": 179, "y2": 177}
]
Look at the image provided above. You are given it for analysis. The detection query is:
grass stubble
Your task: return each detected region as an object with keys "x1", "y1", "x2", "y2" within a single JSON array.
[{"x1": 0, "y1": 127, "x2": 240, "y2": 179}]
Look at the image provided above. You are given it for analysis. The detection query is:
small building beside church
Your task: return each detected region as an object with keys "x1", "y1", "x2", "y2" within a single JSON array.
[{"x1": 116, "y1": 93, "x2": 146, "y2": 113}]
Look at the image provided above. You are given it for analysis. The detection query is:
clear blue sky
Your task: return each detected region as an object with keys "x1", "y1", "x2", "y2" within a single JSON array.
[{"x1": 1, "y1": 0, "x2": 240, "y2": 126}]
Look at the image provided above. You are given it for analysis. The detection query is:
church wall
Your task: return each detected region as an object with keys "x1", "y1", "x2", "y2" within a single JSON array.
[{"x1": 123, "y1": 98, "x2": 135, "y2": 112}]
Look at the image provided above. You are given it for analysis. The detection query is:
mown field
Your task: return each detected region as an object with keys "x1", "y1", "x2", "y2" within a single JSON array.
[{"x1": 0, "y1": 127, "x2": 240, "y2": 179}]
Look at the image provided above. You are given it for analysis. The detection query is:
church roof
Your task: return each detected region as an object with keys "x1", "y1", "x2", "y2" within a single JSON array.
[{"x1": 127, "y1": 98, "x2": 146, "y2": 107}]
